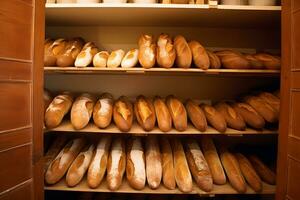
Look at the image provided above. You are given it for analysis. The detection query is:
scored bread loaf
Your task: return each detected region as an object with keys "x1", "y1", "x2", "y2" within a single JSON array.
[
  {"x1": 207, "y1": 51, "x2": 221, "y2": 69},
  {"x1": 153, "y1": 96, "x2": 172, "y2": 132},
  {"x1": 113, "y1": 96, "x2": 133, "y2": 132},
  {"x1": 201, "y1": 104, "x2": 227, "y2": 133},
  {"x1": 87, "y1": 136, "x2": 112, "y2": 188},
  {"x1": 107, "y1": 49, "x2": 125, "y2": 68},
  {"x1": 44, "y1": 38, "x2": 67, "y2": 66},
  {"x1": 66, "y1": 144, "x2": 95, "y2": 187},
  {"x1": 134, "y1": 95, "x2": 156, "y2": 131},
  {"x1": 75, "y1": 42, "x2": 98, "y2": 67},
  {"x1": 248, "y1": 155, "x2": 276, "y2": 185},
  {"x1": 71, "y1": 93, "x2": 96, "y2": 130},
  {"x1": 185, "y1": 139, "x2": 213, "y2": 192},
  {"x1": 44, "y1": 89, "x2": 53, "y2": 113},
  {"x1": 138, "y1": 34, "x2": 156, "y2": 69},
  {"x1": 106, "y1": 137, "x2": 126, "y2": 191},
  {"x1": 121, "y1": 49, "x2": 139, "y2": 68},
  {"x1": 188, "y1": 40, "x2": 210, "y2": 70},
  {"x1": 200, "y1": 137, "x2": 226, "y2": 185},
  {"x1": 156, "y1": 33, "x2": 176, "y2": 68},
  {"x1": 215, "y1": 50, "x2": 250, "y2": 69},
  {"x1": 57, "y1": 38, "x2": 85, "y2": 67},
  {"x1": 232, "y1": 102, "x2": 265, "y2": 129},
  {"x1": 166, "y1": 95, "x2": 187, "y2": 131},
  {"x1": 145, "y1": 136, "x2": 162, "y2": 189},
  {"x1": 174, "y1": 35, "x2": 192, "y2": 68},
  {"x1": 254, "y1": 53, "x2": 281, "y2": 70},
  {"x1": 126, "y1": 137, "x2": 146, "y2": 190},
  {"x1": 258, "y1": 92, "x2": 280, "y2": 114},
  {"x1": 160, "y1": 137, "x2": 176, "y2": 190},
  {"x1": 185, "y1": 99, "x2": 207, "y2": 132},
  {"x1": 45, "y1": 137, "x2": 86, "y2": 184},
  {"x1": 45, "y1": 92, "x2": 74, "y2": 128},
  {"x1": 93, "y1": 51, "x2": 109, "y2": 68},
  {"x1": 171, "y1": 138, "x2": 193, "y2": 193},
  {"x1": 215, "y1": 102, "x2": 246, "y2": 131},
  {"x1": 235, "y1": 153, "x2": 262, "y2": 192},
  {"x1": 244, "y1": 54, "x2": 264, "y2": 69},
  {"x1": 93, "y1": 93, "x2": 114, "y2": 129}
]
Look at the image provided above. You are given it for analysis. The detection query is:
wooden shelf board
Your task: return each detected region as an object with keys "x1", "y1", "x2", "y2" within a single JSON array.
[
  {"x1": 45, "y1": 3, "x2": 281, "y2": 28},
  {"x1": 46, "y1": 120, "x2": 277, "y2": 136},
  {"x1": 44, "y1": 67, "x2": 280, "y2": 77},
  {"x1": 44, "y1": 178, "x2": 276, "y2": 195}
]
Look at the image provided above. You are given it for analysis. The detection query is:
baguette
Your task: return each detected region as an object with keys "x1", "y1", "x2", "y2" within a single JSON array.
[
  {"x1": 44, "y1": 38, "x2": 67, "y2": 66},
  {"x1": 93, "y1": 93, "x2": 114, "y2": 129},
  {"x1": 248, "y1": 155, "x2": 276, "y2": 185},
  {"x1": 121, "y1": 49, "x2": 139, "y2": 68},
  {"x1": 160, "y1": 137, "x2": 176, "y2": 189},
  {"x1": 166, "y1": 95, "x2": 187, "y2": 131},
  {"x1": 45, "y1": 138, "x2": 86, "y2": 184},
  {"x1": 244, "y1": 54, "x2": 264, "y2": 69},
  {"x1": 235, "y1": 153, "x2": 262, "y2": 192},
  {"x1": 138, "y1": 34, "x2": 156, "y2": 69},
  {"x1": 215, "y1": 50, "x2": 250, "y2": 69},
  {"x1": 207, "y1": 50, "x2": 221, "y2": 69},
  {"x1": 57, "y1": 38, "x2": 85, "y2": 67},
  {"x1": 156, "y1": 34, "x2": 176, "y2": 68},
  {"x1": 134, "y1": 95, "x2": 156, "y2": 131},
  {"x1": 174, "y1": 35, "x2": 192, "y2": 68},
  {"x1": 171, "y1": 138, "x2": 193, "y2": 193},
  {"x1": 44, "y1": 89, "x2": 53, "y2": 113},
  {"x1": 215, "y1": 102, "x2": 246, "y2": 131},
  {"x1": 232, "y1": 102, "x2": 265, "y2": 129},
  {"x1": 93, "y1": 51, "x2": 109, "y2": 68},
  {"x1": 145, "y1": 136, "x2": 162, "y2": 189},
  {"x1": 87, "y1": 136, "x2": 112, "y2": 188},
  {"x1": 188, "y1": 40, "x2": 210, "y2": 70},
  {"x1": 200, "y1": 137, "x2": 226, "y2": 185},
  {"x1": 254, "y1": 53, "x2": 281, "y2": 70},
  {"x1": 106, "y1": 137, "x2": 126, "y2": 191},
  {"x1": 71, "y1": 93, "x2": 96, "y2": 130},
  {"x1": 107, "y1": 49, "x2": 125, "y2": 68},
  {"x1": 126, "y1": 137, "x2": 146, "y2": 190},
  {"x1": 185, "y1": 139, "x2": 213, "y2": 192},
  {"x1": 66, "y1": 144, "x2": 95, "y2": 187},
  {"x1": 45, "y1": 92, "x2": 74, "y2": 128},
  {"x1": 258, "y1": 92, "x2": 280, "y2": 114},
  {"x1": 113, "y1": 96, "x2": 133, "y2": 132},
  {"x1": 75, "y1": 42, "x2": 98, "y2": 67},
  {"x1": 201, "y1": 104, "x2": 227, "y2": 133},
  {"x1": 153, "y1": 96, "x2": 172, "y2": 132},
  {"x1": 185, "y1": 99, "x2": 207, "y2": 132},
  {"x1": 220, "y1": 149, "x2": 247, "y2": 193}
]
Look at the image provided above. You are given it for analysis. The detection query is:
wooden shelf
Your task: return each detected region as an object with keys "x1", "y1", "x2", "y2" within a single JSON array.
[
  {"x1": 45, "y1": 120, "x2": 277, "y2": 136},
  {"x1": 44, "y1": 178, "x2": 276, "y2": 195},
  {"x1": 44, "y1": 67, "x2": 280, "y2": 77},
  {"x1": 45, "y1": 3, "x2": 281, "y2": 28}
]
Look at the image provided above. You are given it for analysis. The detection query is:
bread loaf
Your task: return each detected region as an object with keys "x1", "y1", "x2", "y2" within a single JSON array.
[
  {"x1": 113, "y1": 96, "x2": 133, "y2": 132},
  {"x1": 121, "y1": 49, "x2": 139, "y2": 68},
  {"x1": 66, "y1": 144, "x2": 95, "y2": 187},
  {"x1": 93, "y1": 51, "x2": 109, "y2": 68},
  {"x1": 248, "y1": 155, "x2": 276, "y2": 185},
  {"x1": 87, "y1": 136, "x2": 112, "y2": 188},
  {"x1": 200, "y1": 137, "x2": 226, "y2": 185},
  {"x1": 126, "y1": 137, "x2": 146, "y2": 190},
  {"x1": 174, "y1": 35, "x2": 192, "y2": 68},
  {"x1": 254, "y1": 53, "x2": 281, "y2": 69},
  {"x1": 71, "y1": 93, "x2": 96, "y2": 130},
  {"x1": 45, "y1": 92, "x2": 74, "y2": 128},
  {"x1": 188, "y1": 40, "x2": 210, "y2": 70},
  {"x1": 166, "y1": 95, "x2": 187, "y2": 131},
  {"x1": 75, "y1": 42, "x2": 98, "y2": 67},
  {"x1": 44, "y1": 89, "x2": 53, "y2": 113},
  {"x1": 134, "y1": 95, "x2": 156, "y2": 131},
  {"x1": 244, "y1": 54, "x2": 264, "y2": 69},
  {"x1": 44, "y1": 38, "x2": 67, "y2": 66},
  {"x1": 107, "y1": 49, "x2": 125, "y2": 68},
  {"x1": 93, "y1": 93, "x2": 114, "y2": 129},
  {"x1": 156, "y1": 34, "x2": 176, "y2": 68},
  {"x1": 160, "y1": 137, "x2": 176, "y2": 189},
  {"x1": 215, "y1": 102, "x2": 246, "y2": 131},
  {"x1": 153, "y1": 96, "x2": 172, "y2": 132},
  {"x1": 107, "y1": 137, "x2": 126, "y2": 191},
  {"x1": 185, "y1": 139, "x2": 213, "y2": 192},
  {"x1": 232, "y1": 102, "x2": 265, "y2": 129},
  {"x1": 57, "y1": 38, "x2": 85, "y2": 67},
  {"x1": 207, "y1": 51, "x2": 221, "y2": 69},
  {"x1": 235, "y1": 153, "x2": 262, "y2": 192},
  {"x1": 171, "y1": 138, "x2": 193, "y2": 193},
  {"x1": 172, "y1": 0, "x2": 189, "y2": 3},
  {"x1": 45, "y1": 138, "x2": 86, "y2": 184},
  {"x1": 201, "y1": 104, "x2": 227, "y2": 133},
  {"x1": 220, "y1": 149, "x2": 247, "y2": 193},
  {"x1": 138, "y1": 34, "x2": 156, "y2": 69},
  {"x1": 145, "y1": 136, "x2": 162, "y2": 189},
  {"x1": 186, "y1": 99, "x2": 207, "y2": 132},
  {"x1": 215, "y1": 50, "x2": 250, "y2": 69},
  {"x1": 258, "y1": 92, "x2": 280, "y2": 114}
]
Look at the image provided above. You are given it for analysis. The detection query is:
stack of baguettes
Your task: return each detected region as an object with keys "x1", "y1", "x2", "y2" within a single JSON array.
[
  {"x1": 44, "y1": 135, "x2": 276, "y2": 193},
  {"x1": 44, "y1": 35, "x2": 281, "y2": 70},
  {"x1": 44, "y1": 90, "x2": 280, "y2": 132}
]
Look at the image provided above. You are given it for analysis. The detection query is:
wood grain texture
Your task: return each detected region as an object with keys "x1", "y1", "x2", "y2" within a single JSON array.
[
  {"x1": 0, "y1": 180, "x2": 33, "y2": 200},
  {"x1": 0, "y1": 128, "x2": 31, "y2": 151},
  {"x1": 0, "y1": 60, "x2": 32, "y2": 81}
]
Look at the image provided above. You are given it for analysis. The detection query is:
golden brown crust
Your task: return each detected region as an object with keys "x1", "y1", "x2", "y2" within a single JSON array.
[
  {"x1": 153, "y1": 96, "x2": 172, "y2": 132},
  {"x1": 244, "y1": 54, "x2": 264, "y2": 69},
  {"x1": 185, "y1": 99, "x2": 207, "y2": 132},
  {"x1": 138, "y1": 34, "x2": 156, "y2": 69},
  {"x1": 258, "y1": 92, "x2": 280, "y2": 114},
  {"x1": 93, "y1": 93, "x2": 114, "y2": 129},
  {"x1": 215, "y1": 50, "x2": 250, "y2": 69},
  {"x1": 134, "y1": 95, "x2": 156, "y2": 131},
  {"x1": 44, "y1": 38, "x2": 67, "y2": 66},
  {"x1": 201, "y1": 104, "x2": 227, "y2": 133},
  {"x1": 188, "y1": 40, "x2": 210, "y2": 70},
  {"x1": 113, "y1": 96, "x2": 133, "y2": 132},
  {"x1": 166, "y1": 95, "x2": 187, "y2": 131},
  {"x1": 174, "y1": 35, "x2": 192, "y2": 68},
  {"x1": 254, "y1": 53, "x2": 281, "y2": 70},
  {"x1": 156, "y1": 34, "x2": 176, "y2": 68},
  {"x1": 207, "y1": 50, "x2": 221, "y2": 69}
]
